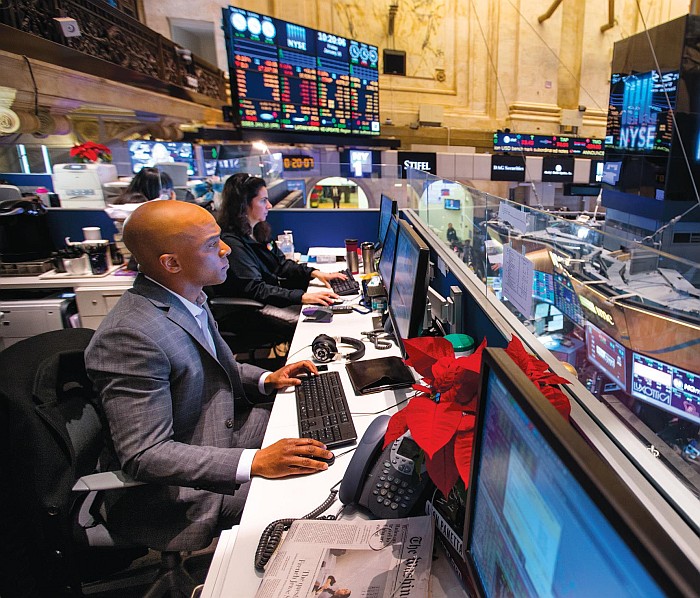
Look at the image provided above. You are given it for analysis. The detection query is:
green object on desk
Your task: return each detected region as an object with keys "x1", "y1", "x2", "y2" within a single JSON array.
[{"x1": 445, "y1": 333, "x2": 474, "y2": 357}]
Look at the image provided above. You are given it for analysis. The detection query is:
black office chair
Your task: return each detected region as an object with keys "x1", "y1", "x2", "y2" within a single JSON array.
[
  {"x1": 0, "y1": 329, "x2": 207, "y2": 598},
  {"x1": 205, "y1": 289, "x2": 291, "y2": 366}
]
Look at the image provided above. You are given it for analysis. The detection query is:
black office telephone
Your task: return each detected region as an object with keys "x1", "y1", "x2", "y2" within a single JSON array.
[
  {"x1": 339, "y1": 414, "x2": 433, "y2": 518},
  {"x1": 255, "y1": 415, "x2": 433, "y2": 571}
]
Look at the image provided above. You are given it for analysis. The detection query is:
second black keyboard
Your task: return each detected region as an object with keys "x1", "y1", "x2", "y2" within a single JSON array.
[
  {"x1": 329, "y1": 269, "x2": 361, "y2": 296},
  {"x1": 295, "y1": 371, "x2": 357, "y2": 449}
]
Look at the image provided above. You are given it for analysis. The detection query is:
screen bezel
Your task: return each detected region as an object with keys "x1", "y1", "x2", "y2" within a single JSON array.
[
  {"x1": 386, "y1": 219, "x2": 430, "y2": 358},
  {"x1": 378, "y1": 215, "x2": 399, "y2": 295},
  {"x1": 377, "y1": 194, "x2": 397, "y2": 248},
  {"x1": 463, "y1": 348, "x2": 698, "y2": 597}
]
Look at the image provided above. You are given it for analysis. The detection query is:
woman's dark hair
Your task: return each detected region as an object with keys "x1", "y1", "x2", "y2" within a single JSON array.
[
  {"x1": 113, "y1": 167, "x2": 173, "y2": 205},
  {"x1": 218, "y1": 173, "x2": 267, "y2": 238}
]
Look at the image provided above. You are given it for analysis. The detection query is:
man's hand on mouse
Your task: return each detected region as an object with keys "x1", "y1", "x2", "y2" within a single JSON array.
[
  {"x1": 264, "y1": 360, "x2": 318, "y2": 391},
  {"x1": 302, "y1": 290, "x2": 339, "y2": 305},
  {"x1": 251, "y1": 438, "x2": 334, "y2": 477}
]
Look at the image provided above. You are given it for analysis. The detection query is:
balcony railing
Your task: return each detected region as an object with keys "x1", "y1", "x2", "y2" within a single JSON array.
[{"x1": 0, "y1": 0, "x2": 227, "y2": 104}]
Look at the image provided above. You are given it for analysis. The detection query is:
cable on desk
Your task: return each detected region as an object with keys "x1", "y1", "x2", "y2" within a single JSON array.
[
  {"x1": 351, "y1": 395, "x2": 411, "y2": 416},
  {"x1": 285, "y1": 343, "x2": 312, "y2": 362},
  {"x1": 254, "y1": 485, "x2": 340, "y2": 571}
]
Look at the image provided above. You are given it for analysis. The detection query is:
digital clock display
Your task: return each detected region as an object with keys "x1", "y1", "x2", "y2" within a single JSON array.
[{"x1": 283, "y1": 155, "x2": 315, "y2": 171}]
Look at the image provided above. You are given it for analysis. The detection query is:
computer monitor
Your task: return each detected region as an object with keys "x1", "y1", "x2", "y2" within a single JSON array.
[
  {"x1": 386, "y1": 220, "x2": 430, "y2": 357},
  {"x1": 127, "y1": 140, "x2": 196, "y2": 176},
  {"x1": 463, "y1": 348, "x2": 698, "y2": 597},
  {"x1": 377, "y1": 194, "x2": 398, "y2": 248},
  {"x1": 378, "y1": 215, "x2": 399, "y2": 294}
]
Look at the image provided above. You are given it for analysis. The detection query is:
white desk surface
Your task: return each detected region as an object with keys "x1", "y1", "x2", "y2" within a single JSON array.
[
  {"x1": 202, "y1": 263, "x2": 465, "y2": 597},
  {"x1": 0, "y1": 269, "x2": 135, "y2": 290}
]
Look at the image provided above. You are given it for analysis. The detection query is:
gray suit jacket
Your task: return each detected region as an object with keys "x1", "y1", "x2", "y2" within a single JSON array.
[{"x1": 85, "y1": 275, "x2": 268, "y2": 551}]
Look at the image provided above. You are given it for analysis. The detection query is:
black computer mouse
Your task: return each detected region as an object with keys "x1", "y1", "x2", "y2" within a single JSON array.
[
  {"x1": 309, "y1": 452, "x2": 335, "y2": 466},
  {"x1": 302, "y1": 306, "x2": 333, "y2": 323}
]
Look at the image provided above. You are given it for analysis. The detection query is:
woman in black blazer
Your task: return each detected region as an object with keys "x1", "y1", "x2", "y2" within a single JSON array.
[{"x1": 213, "y1": 173, "x2": 346, "y2": 336}]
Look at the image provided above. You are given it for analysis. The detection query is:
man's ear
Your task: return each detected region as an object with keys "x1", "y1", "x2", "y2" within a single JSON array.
[{"x1": 159, "y1": 253, "x2": 182, "y2": 273}]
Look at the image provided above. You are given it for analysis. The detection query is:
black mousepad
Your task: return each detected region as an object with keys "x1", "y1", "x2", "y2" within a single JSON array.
[{"x1": 345, "y1": 356, "x2": 415, "y2": 395}]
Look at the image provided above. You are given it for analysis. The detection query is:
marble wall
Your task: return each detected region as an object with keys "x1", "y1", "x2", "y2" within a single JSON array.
[{"x1": 140, "y1": 0, "x2": 690, "y2": 142}]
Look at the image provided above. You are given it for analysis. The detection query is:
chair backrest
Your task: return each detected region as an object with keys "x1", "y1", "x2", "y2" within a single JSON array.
[{"x1": 0, "y1": 328, "x2": 136, "y2": 596}]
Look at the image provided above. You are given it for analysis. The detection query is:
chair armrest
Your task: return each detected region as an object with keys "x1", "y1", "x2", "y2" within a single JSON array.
[
  {"x1": 208, "y1": 297, "x2": 265, "y2": 310},
  {"x1": 72, "y1": 471, "x2": 145, "y2": 492}
]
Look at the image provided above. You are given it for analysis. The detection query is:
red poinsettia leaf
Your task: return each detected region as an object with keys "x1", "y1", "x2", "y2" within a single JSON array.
[
  {"x1": 539, "y1": 385, "x2": 571, "y2": 420},
  {"x1": 454, "y1": 429, "x2": 476, "y2": 487},
  {"x1": 70, "y1": 146, "x2": 80, "y2": 157},
  {"x1": 536, "y1": 372, "x2": 572, "y2": 386},
  {"x1": 383, "y1": 409, "x2": 408, "y2": 448},
  {"x1": 404, "y1": 399, "x2": 462, "y2": 458},
  {"x1": 403, "y1": 337, "x2": 454, "y2": 379},
  {"x1": 83, "y1": 149, "x2": 99, "y2": 162},
  {"x1": 425, "y1": 439, "x2": 460, "y2": 497},
  {"x1": 505, "y1": 335, "x2": 530, "y2": 370},
  {"x1": 456, "y1": 412, "x2": 476, "y2": 432}
]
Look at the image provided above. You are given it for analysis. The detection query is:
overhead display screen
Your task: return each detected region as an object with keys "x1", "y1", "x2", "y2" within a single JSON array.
[
  {"x1": 493, "y1": 132, "x2": 604, "y2": 157},
  {"x1": 222, "y1": 6, "x2": 380, "y2": 137},
  {"x1": 631, "y1": 353, "x2": 700, "y2": 425}
]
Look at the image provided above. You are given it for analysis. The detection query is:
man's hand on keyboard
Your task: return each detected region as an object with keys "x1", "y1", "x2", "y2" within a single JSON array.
[
  {"x1": 311, "y1": 270, "x2": 348, "y2": 288},
  {"x1": 302, "y1": 290, "x2": 339, "y2": 305},
  {"x1": 265, "y1": 360, "x2": 318, "y2": 391},
  {"x1": 251, "y1": 438, "x2": 333, "y2": 477}
]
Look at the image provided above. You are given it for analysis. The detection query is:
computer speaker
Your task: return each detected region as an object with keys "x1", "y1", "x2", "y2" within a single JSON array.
[{"x1": 383, "y1": 49, "x2": 406, "y2": 76}]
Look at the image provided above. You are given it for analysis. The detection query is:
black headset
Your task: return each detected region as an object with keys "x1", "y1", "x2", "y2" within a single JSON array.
[{"x1": 312, "y1": 334, "x2": 365, "y2": 363}]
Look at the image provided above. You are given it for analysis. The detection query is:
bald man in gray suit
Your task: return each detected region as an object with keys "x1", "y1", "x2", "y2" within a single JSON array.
[{"x1": 85, "y1": 201, "x2": 332, "y2": 551}]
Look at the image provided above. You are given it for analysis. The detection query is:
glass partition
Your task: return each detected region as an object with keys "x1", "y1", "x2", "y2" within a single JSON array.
[{"x1": 407, "y1": 168, "x2": 700, "y2": 508}]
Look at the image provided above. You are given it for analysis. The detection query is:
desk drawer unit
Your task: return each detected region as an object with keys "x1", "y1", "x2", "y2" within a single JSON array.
[{"x1": 75, "y1": 286, "x2": 128, "y2": 329}]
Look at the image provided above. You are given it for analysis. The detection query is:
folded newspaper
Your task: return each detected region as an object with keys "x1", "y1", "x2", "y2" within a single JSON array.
[{"x1": 255, "y1": 515, "x2": 434, "y2": 598}]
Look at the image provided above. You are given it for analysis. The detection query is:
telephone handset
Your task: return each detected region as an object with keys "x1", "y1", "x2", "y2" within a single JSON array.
[{"x1": 339, "y1": 414, "x2": 433, "y2": 519}]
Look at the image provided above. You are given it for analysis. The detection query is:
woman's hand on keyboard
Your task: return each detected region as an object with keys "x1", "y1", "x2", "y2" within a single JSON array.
[
  {"x1": 251, "y1": 438, "x2": 333, "y2": 477},
  {"x1": 311, "y1": 270, "x2": 347, "y2": 288},
  {"x1": 301, "y1": 290, "x2": 339, "y2": 305},
  {"x1": 265, "y1": 360, "x2": 318, "y2": 391}
]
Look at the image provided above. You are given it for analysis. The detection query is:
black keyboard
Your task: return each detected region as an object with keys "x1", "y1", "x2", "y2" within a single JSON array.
[
  {"x1": 329, "y1": 269, "x2": 361, "y2": 296},
  {"x1": 295, "y1": 371, "x2": 357, "y2": 449}
]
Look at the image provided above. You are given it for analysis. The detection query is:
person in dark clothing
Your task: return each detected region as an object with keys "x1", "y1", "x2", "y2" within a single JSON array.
[
  {"x1": 213, "y1": 174, "x2": 347, "y2": 336},
  {"x1": 113, "y1": 167, "x2": 175, "y2": 205},
  {"x1": 446, "y1": 222, "x2": 459, "y2": 243}
]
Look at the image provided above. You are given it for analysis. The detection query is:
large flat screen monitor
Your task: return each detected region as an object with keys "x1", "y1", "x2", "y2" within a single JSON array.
[
  {"x1": 378, "y1": 215, "x2": 399, "y2": 295},
  {"x1": 630, "y1": 352, "x2": 700, "y2": 425},
  {"x1": 127, "y1": 140, "x2": 196, "y2": 176},
  {"x1": 222, "y1": 6, "x2": 380, "y2": 138},
  {"x1": 387, "y1": 220, "x2": 430, "y2": 357},
  {"x1": 464, "y1": 348, "x2": 698, "y2": 597},
  {"x1": 377, "y1": 194, "x2": 397, "y2": 248}
]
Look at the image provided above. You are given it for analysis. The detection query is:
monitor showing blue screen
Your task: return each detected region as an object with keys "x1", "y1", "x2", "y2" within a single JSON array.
[
  {"x1": 378, "y1": 215, "x2": 398, "y2": 294},
  {"x1": 127, "y1": 140, "x2": 196, "y2": 175},
  {"x1": 553, "y1": 272, "x2": 584, "y2": 327},
  {"x1": 533, "y1": 271, "x2": 554, "y2": 305},
  {"x1": 387, "y1": 220, "x2": 429, "y2": 356},
  {"x1": 465, "y1": 349, "x2": 696, "y2": 597},
  {"x1": 377, "y1": 194, "x2": 397, "y2": 248}
]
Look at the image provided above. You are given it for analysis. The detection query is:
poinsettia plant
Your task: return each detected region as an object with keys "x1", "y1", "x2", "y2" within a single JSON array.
[
  {"x1": 383, "y1": 335, "x2": 571, "y2": 496},
  {"x1": 70, "y1": 141, "x2": 112, "y2": 163}
]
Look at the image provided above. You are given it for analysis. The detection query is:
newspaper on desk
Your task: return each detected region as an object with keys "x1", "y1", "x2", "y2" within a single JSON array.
[{"x1": 255, "y1": 515, "x2": 434, "y2": 598}]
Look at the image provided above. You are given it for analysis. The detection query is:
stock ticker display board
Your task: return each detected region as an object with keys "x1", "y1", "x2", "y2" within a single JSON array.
[{"x1": 223, "y1": 6, "x2": 380, "y2": 137}]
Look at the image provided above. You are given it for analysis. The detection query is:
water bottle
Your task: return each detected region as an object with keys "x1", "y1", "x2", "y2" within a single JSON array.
[{"x1": 279, "y1": 234, "x2": 294, "y2": 260}]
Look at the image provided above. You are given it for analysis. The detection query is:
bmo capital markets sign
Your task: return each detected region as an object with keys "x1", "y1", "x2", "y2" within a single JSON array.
[{"x1": 399, "y1": 152, "x2": 436, "y2": 179}]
